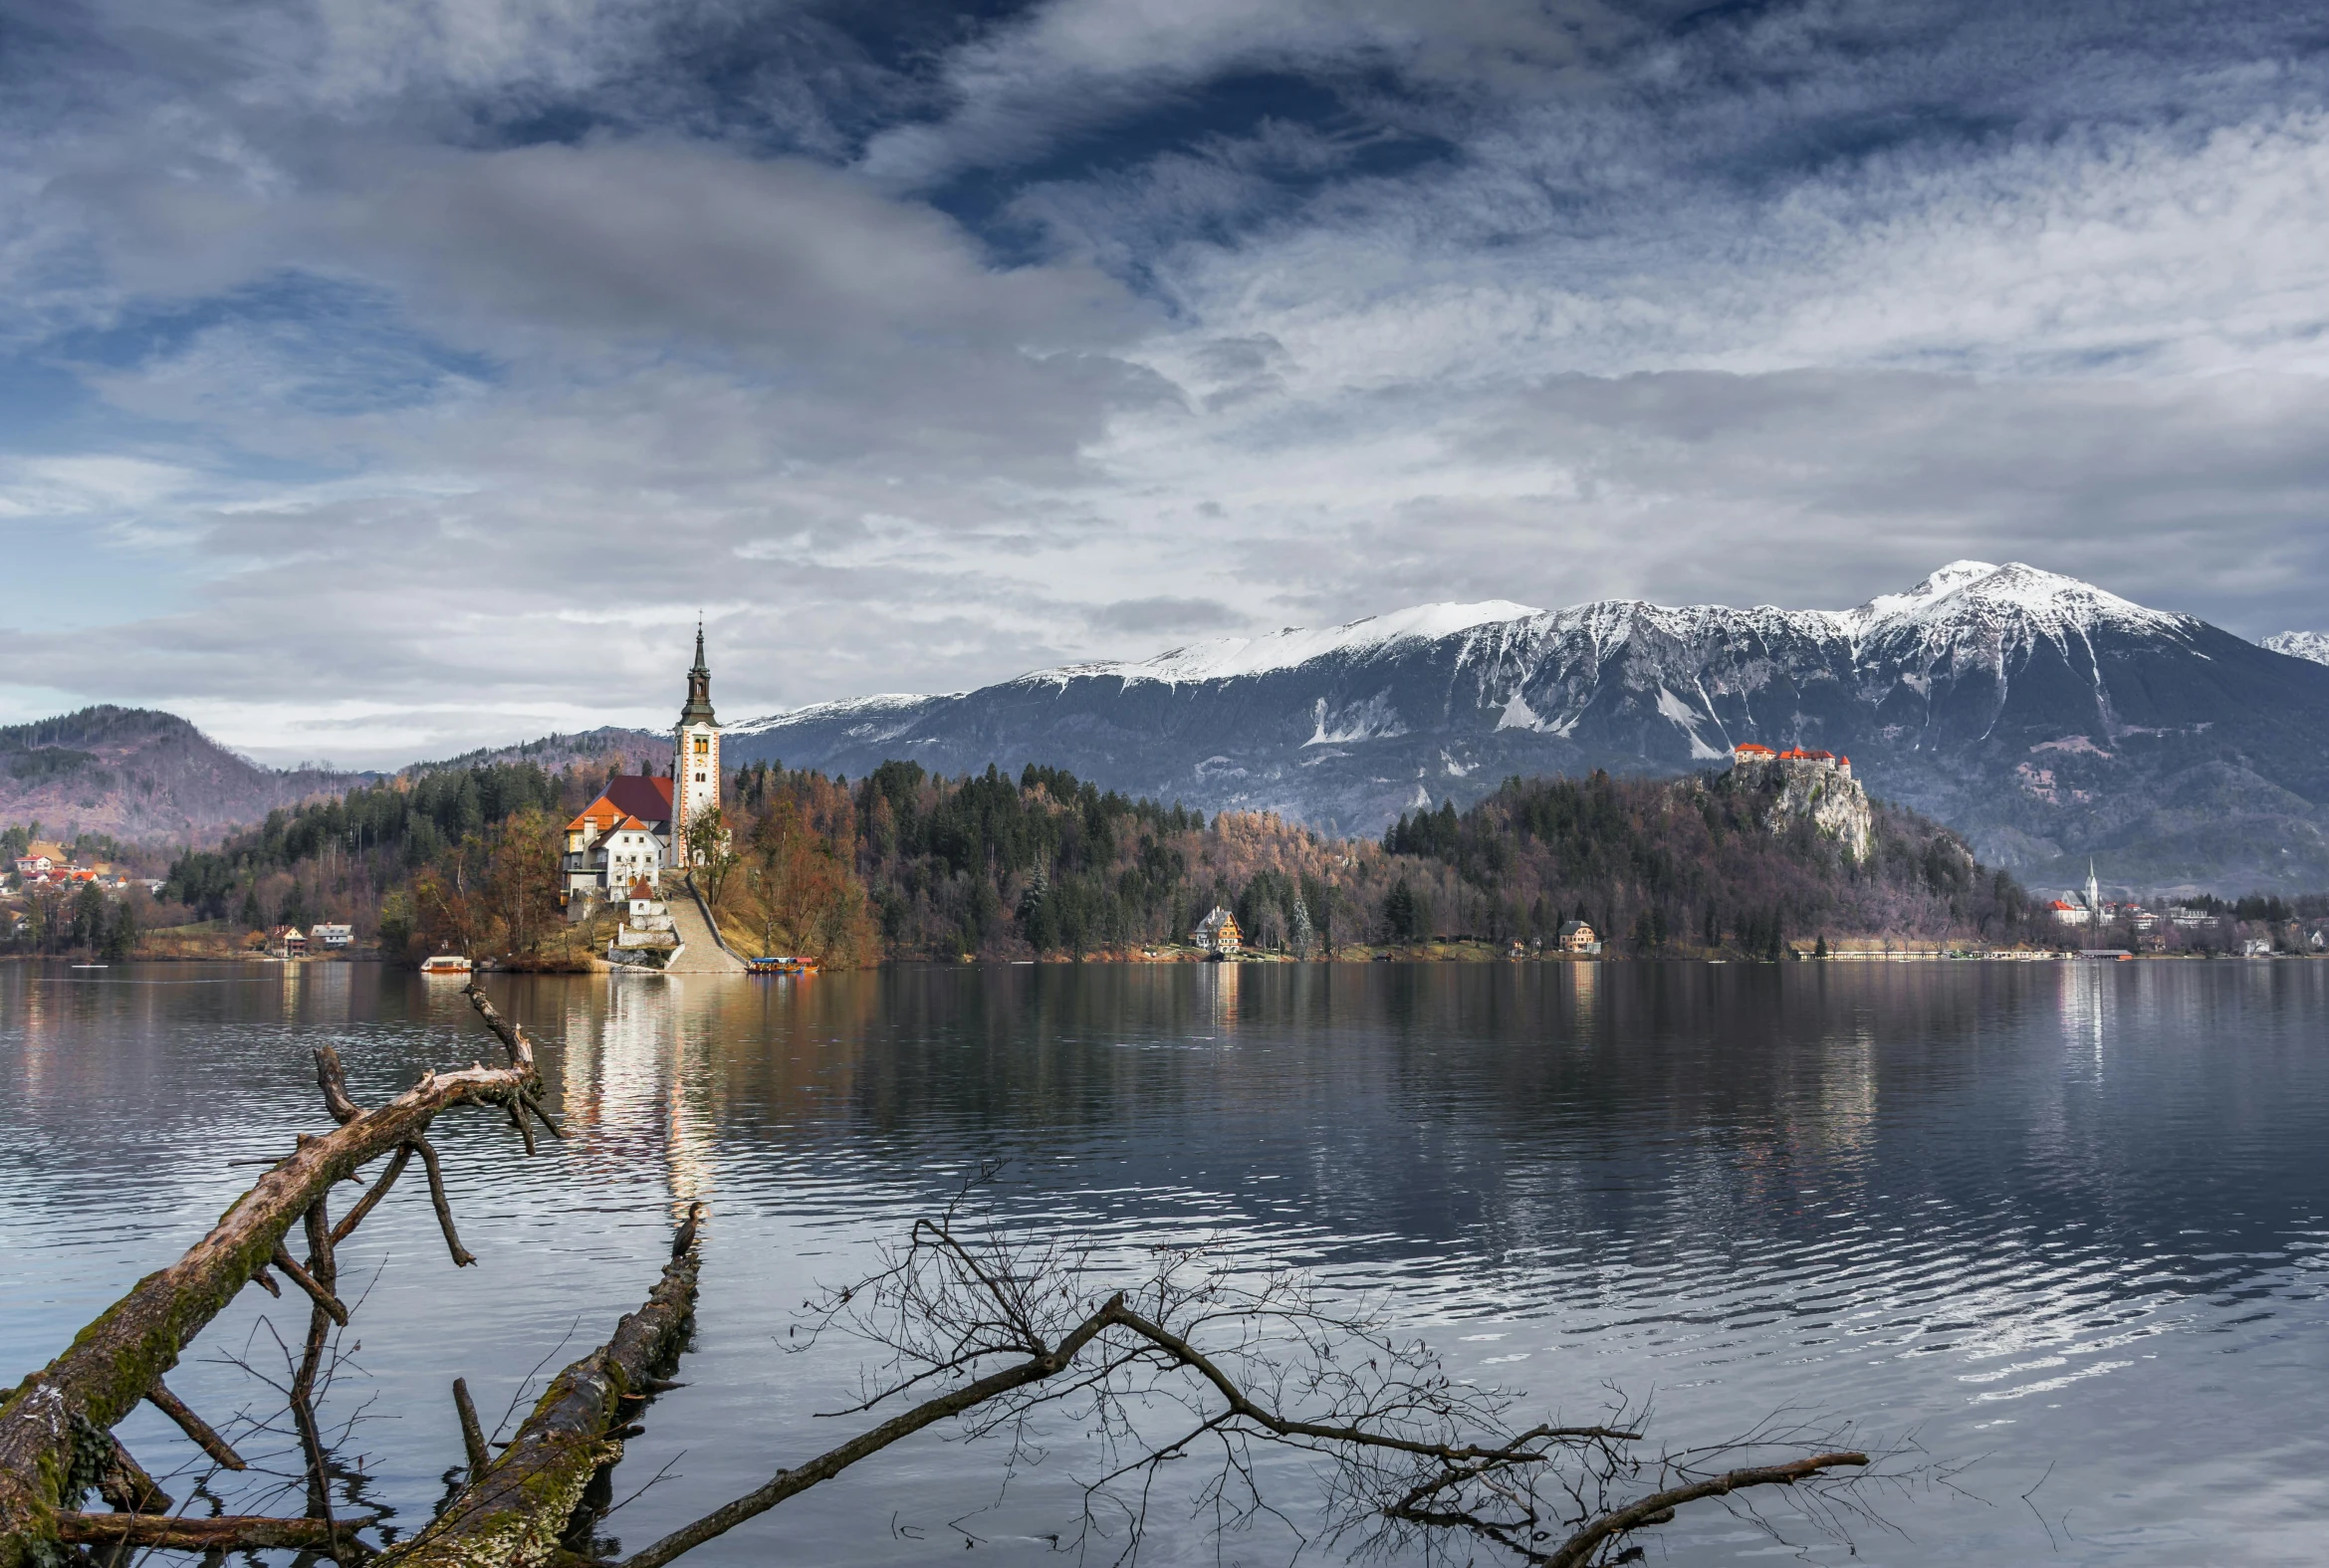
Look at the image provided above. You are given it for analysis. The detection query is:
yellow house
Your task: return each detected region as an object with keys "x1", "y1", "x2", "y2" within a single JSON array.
[{"x1": 1191, "y1": 906, "x2": 1242, "y2": 953}]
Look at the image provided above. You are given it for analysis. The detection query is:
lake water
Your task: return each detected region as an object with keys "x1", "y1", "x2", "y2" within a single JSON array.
[{"x1": 2, "y1": 960, "x2": 2324, "y2": 1566}]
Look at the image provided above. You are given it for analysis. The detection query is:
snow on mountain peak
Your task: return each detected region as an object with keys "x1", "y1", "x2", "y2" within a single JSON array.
[
  {"x1": 2263, "y1": 630, "x2": 2329, "y2": 666},
  {"x1": 1064, "y1": 600, "x2": 1545, "y2": 685},
  {"x1": 1840, "y1": 560, "x2": 2183, "y2": 643}
]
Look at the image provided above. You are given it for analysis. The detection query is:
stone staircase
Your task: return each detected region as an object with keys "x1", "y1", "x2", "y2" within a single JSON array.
[{"x1": 661, "y1": 882, "x2": 747, "y2": 975}]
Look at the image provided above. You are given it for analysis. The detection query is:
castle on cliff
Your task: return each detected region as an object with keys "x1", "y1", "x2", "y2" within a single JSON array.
[{"x1": 1729, "y1": 742, "x2": 1852, "y2": 779}]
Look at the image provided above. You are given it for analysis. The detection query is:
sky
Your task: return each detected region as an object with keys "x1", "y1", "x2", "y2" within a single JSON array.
[{"x1": 6, "y1": 0, "x2": 2329, "y2": 767}]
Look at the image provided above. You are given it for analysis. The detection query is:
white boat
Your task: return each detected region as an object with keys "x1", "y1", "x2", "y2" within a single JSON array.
[{"x1": 419, "y1": 954, "x2": 474, "y2": 975}]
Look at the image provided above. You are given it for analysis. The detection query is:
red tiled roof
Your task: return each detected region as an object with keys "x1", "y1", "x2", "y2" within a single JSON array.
[
  {"x1": 601, "y1": 774, "x2": 674, "y2": 824},
  {"x1": 1733, "y1": 743, "x2": 1775, "y2": 756}
]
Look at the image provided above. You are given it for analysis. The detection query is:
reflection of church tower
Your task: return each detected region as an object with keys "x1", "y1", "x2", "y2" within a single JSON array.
[{"x1": 671, "y1": 622, "x2": 721, "y2": 865}]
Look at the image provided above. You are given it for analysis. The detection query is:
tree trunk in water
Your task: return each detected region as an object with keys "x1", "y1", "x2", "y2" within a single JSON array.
[{"x1": 376, "y1": 1249, "x2": 698, "y2": 1568}]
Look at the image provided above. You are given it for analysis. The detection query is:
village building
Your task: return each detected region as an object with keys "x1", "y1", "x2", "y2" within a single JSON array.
[
  {"x1": 13, "y1": 842, "x2": 98, "y2": 885},
  {"x1": 271, "y1": 925, "x2": 308, "y2": 959},
  {"x1": 609, "y1": 878, "x2": 681, "y2": 964},
  {"x1": 14, "y1": 841, "x2": 68, "y2": 878},
  {"x1": 310, "y1": 923, "x2": 354, "y2": 948},
  {"x1": 1190, "y1": 906, "x2": 1242, "y2": 954},
  {"x1": 1557, "y1": 920, "x2": 1601, "y2": 955}
]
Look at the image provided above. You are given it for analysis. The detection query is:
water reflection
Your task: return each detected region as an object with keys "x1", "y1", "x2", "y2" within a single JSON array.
[{"x1": 1, "y1": 960, "x2": 2324, "y2": 1567}]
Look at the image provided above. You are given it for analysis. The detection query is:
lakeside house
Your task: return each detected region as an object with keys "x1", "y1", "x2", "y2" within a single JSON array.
[
  {"x1": 310, "y1": 923, "x2": 354, "y2": 948},
  {"x1": 1557, "y1": 920, "x2": 1601, "y2": 955},
  {"x1": 1191, "y1": 906, "x2": 1242, "y2": 954}
]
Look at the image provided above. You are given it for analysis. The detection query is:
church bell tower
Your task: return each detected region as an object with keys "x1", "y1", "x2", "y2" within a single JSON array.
[{"x1": 671, "y1": 621, "x2": 721, "y2": 865}]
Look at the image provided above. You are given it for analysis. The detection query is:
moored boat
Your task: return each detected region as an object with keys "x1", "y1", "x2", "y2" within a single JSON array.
[
  {"x1": 420, "y1": 954, "x2": 474, "y2": 975},
  {"x1": 745, "y1": 955, "x2": 818, "y2": 976}
]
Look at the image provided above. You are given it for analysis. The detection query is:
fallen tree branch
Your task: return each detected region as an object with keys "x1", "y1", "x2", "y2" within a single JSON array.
[
  {"x1": 332, "y1": 1144, "x2": 414, "y2": 1245},
  {"x1": 144, "y1": 1379, "x2": 246, "y2": 1471},
  {"x1": 0, "y1": 986, "x2": 540, "y2": 1568},
  {"x1": 376, "y1": 1246, "x2": 700, "y2": 1568},
  {"x1": 613, "y1": 1293, "x2": 1124, "y2": 1568},
  {"x1": 452, "y1": 1379, "x2": 489, "y2": 1478},
  {"x1": 55, "y1": 1511, "x2": 375, "y2": 1552},
  {"x1": 271, "y1": 1242, "x2": 351, "y2": 1327},
  {"x1": 408, "y1": 1136, "x2": 477, "y2": 1268},
  {"x1": 1529, "y1": 1451, "x2": 1871, "y2": 1568}
]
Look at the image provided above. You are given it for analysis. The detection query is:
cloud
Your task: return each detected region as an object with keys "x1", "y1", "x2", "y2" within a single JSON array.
[
  {"x1": 6, "y1": 0, "x2": 2329, "y2": 766},
  {"x1": 1089, "y1": 595, "x2": 1245, "y2": 634}
]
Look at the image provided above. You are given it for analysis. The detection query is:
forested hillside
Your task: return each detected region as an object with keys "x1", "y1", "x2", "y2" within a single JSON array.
[{"x1": 130, "y1": 754, "x2": 2036, "y2": 966}]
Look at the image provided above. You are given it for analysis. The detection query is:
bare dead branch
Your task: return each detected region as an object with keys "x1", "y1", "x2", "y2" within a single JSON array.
[
  {"x1": 451, "y1": 1379, "x2": 488, "y2": 1478},
  {"x1": 270, "y1": 1244, "x2": 350, "y2": 1328},
  {"x1": 614, "y1": 1294, "x2": 1127, "y2": 1568},
  {"x1": 316, "y1": 1047, "x2": 362, "y2": 1126},
  {"x1": 331, "y1": 1145, "x2": 413, "y2": 1246},
  {"x1": 406, "y1": 1137, "x2": 476, "y2": 1268},
  {"x1": 54, "y1": 1512, "x2": 372, "y2": 1552},
  {"x1": 144, "y1": 1379, "x2": 246, "y2": 1472}
]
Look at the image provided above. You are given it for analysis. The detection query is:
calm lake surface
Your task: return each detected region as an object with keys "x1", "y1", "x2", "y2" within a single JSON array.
[{"x1": 2, "y1": 960, "x2": 2324, "y2": 1566}]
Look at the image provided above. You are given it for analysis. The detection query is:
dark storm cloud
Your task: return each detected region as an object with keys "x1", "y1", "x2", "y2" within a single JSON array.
[{"x1": 2, "y1": 0, "x2": 2328, "y2": 763}]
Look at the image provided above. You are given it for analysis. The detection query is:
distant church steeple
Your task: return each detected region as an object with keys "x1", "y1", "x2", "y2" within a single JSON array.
[
  {"x1": 671, "y1": 619, "x2": 723, "y2": 864},
  {"x1": 2084, "y1": 860, "x2": 2102, "y2": 924}
]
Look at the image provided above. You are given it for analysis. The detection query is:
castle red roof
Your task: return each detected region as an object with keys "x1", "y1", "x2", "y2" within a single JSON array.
[{"x1": 1733, "y1": 743, "x2": 1775, "y2": 756}]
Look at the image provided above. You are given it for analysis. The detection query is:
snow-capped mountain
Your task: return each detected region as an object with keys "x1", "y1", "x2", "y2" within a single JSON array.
[
  {"x1": 729, "y1": 562, "x2": 2329, "y2": 892},
  {"x1": 2263, "y1": 630, "x2": 2329, "y2": 667}
]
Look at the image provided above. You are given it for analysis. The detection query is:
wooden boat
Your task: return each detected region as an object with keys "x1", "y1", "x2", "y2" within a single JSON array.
[
  {"x1": 420, "y1": 954, "x2": 474, "y2": 975},
  {"x1": 745, "y1": 955, "x2": 817, "y2": 976}
]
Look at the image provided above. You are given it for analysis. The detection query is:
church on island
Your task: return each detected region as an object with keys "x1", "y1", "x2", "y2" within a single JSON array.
[{"x1": 560, "y1": 628, "x2": 725, "y2": 914}]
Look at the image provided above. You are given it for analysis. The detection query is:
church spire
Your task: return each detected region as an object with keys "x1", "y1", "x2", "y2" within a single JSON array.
[{"x1": 679, "y1": 617, "x2": 716, "y2": 726}]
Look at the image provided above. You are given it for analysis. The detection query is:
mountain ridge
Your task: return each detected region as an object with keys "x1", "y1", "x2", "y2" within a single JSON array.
[{"x1": 723, "y1": 562, "x2": 2329, "y2": 894}]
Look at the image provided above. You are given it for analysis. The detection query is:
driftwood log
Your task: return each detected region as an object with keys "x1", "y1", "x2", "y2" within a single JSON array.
[
  {"x1": 0, "y1": 983, "x2": 546, "y2": 1568},
  {"x1": 378, "y1": 1249, "x2": 699, "y2": 1568}
]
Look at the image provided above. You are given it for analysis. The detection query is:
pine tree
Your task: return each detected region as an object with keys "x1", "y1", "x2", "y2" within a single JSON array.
[{"x1": 104, "y1": 899, "x2": 136, "y2": 961}]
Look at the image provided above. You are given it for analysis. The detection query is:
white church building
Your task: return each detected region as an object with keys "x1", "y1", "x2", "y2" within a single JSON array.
[{"x1": 561, "y1": 627, "x2": 726, "y2": 911}]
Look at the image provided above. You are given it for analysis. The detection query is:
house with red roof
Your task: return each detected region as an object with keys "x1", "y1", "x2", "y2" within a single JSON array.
[{"x1": 563, "y1": 772, "x2": 675, "y2": 910}]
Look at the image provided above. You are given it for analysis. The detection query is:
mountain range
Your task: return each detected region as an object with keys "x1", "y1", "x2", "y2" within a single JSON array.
[
  {"x1": 9, "y1": 563, "x2": 2329, "y2": 894},
  {"x1": 723, "y1": 562, "x2": 2329, "y2": 895}
]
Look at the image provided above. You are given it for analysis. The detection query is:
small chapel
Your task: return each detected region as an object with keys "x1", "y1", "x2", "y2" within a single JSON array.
[{"x1": 560, "y1": 627, "x2": 724, "y2": 913}]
